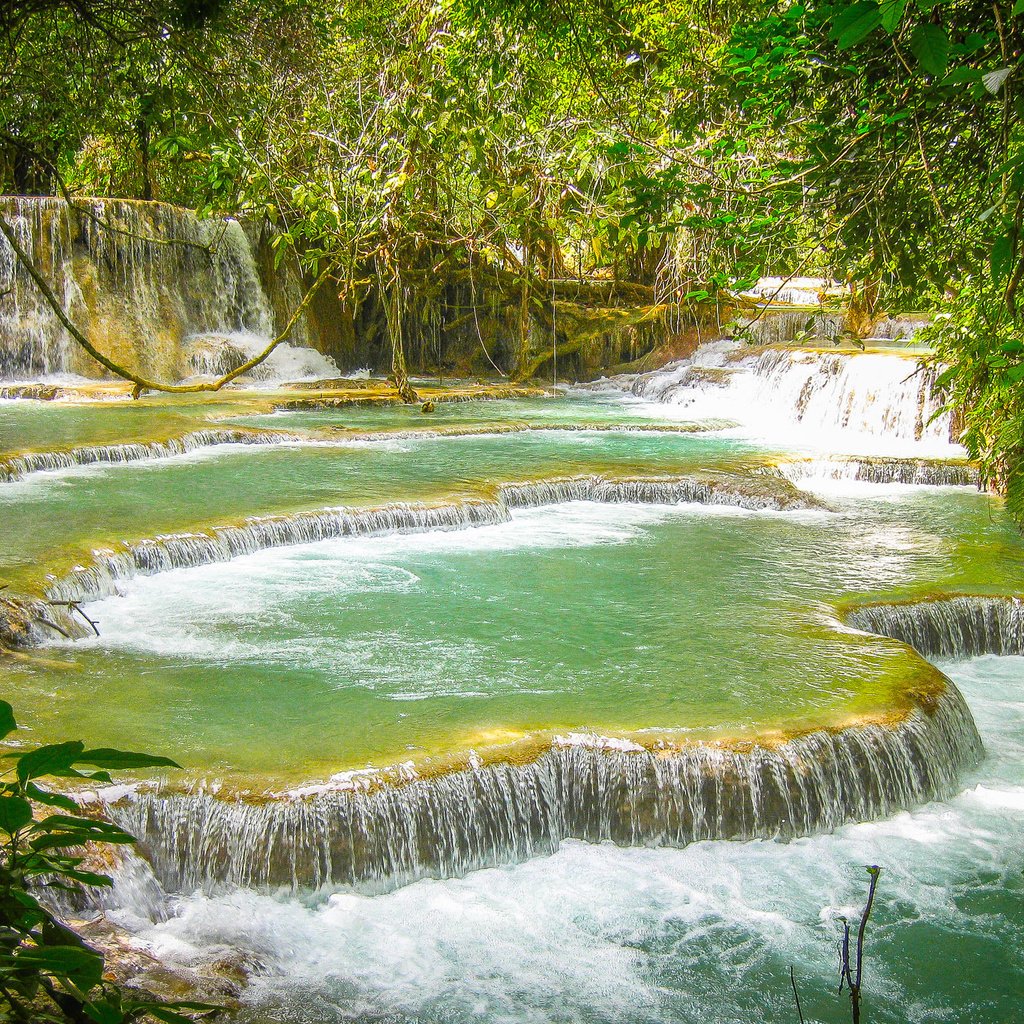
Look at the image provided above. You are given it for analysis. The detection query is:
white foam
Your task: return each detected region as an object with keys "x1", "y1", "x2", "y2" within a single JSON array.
[
  {"x1": 603, "y1": 342, "x2": 964, "y2": 459},
  {"x1": 107, "y1": 656, "x2": 1024, "y2": 1022},
  {"x1": 186, "y1": 331, "x2": 340, "y2": 383}
]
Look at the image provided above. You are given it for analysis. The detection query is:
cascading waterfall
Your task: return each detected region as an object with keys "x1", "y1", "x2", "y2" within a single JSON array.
[
  {"x1": 0, "y1": 428, "x2": 304, "y2": 481},
  {"x1": 744, "y1": 348, "x2": 948, "y2": 442},
  {"x1": 0, "y1": 196, "x2": 336, "y2": 381},
  {"x1": 848, "y1": 596, "x2": 1024, "y2": 658},
  {"x1": 623, "y1": 343, "x2": 954, "y2": 448},
  {"x1": 734, "y1": 310, "x2": 928, "y2": 347},
  {"x1": 106, "y1": 685, "x2": 981, "y2": 894},
  {"x1": 36, "y1": 472, "x2": 824, "y2": 617},
  {"x1": 0, "y1": 197, "x2": 272, "y2": 379},
  {"x1": 738, "y1": 311, "x2": 844, "y2": 346},
  {"x1": 776, "y1": 456, "x2": 978, "y2": 487}
]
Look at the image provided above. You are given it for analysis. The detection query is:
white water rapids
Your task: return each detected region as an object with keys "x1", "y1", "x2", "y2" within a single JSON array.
[
  {"x1": 28, "y1": 339, "x2": 1014, "y2": 1022},
  {"x1": 104, "y1": 657, "x2": 1024, "y2": 1024},
  {"x1": 592, "y1": 340, "x2": 958, "y2": 457}
]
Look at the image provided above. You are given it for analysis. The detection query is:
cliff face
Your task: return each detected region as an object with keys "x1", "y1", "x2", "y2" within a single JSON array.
[
  {"x1": 0, "y1": 196, "x2": 685, "y2": 383},
  {"x1": 0, "y1": 197, "x2": 286, "y2": 380}
]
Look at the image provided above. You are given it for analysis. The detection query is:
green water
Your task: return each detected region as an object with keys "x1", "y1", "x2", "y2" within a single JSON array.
[
  {"x1": 226, "y1": 391, "x2": 705, "y2": 433},
  {"x1": 0, "y1": 395, "x2": 279, "y2": 456},
  {"x1": 1, "y1": 393, "x2": 1022, "y2": 781},
  {"x1": 145, "y1": 657, "x2": 1021, "y2": 1024},
  {"x1": 3, "y1": 389, "x2": 1024, "y2": 1023},
  {"x1": 0, "y1": 422, "x2": 762, "y2": 590}
]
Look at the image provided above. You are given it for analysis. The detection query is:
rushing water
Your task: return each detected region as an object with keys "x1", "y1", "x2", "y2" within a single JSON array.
[
  {"x1": 6, "y1": 483, "x2": 1018, "y2": 778},
  {"x1": 602, "y1": 342, "x2": 955, "y2": 456},
  {"x1": 105, "y1": 656, "x2": 1024, "y2": 1024},
  {"x1": 0, "y1": 197, "x2": 335, "y2": 382},
  {"x1": 1, "y1": 340, "x2": 1022, "y2": 1020}
]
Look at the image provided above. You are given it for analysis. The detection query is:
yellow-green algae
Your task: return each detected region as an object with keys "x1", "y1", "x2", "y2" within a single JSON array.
[{"x1": 0, "y1": 392, "x2": 1017, "y2": 794}]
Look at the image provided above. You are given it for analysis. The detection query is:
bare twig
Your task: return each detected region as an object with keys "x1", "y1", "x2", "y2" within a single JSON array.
[
  {"x1": 839, "y1": 865, "x2": 881, "y2": 1024},
  {"x1": 790, "y1": 966, "x2": 806, "y2": 1024},
  {"x1": 48, "y1": 600, "x2": 100, "y2": 637}
]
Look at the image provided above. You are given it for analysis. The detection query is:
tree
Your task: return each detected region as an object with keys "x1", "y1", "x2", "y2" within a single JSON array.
[{"x1": 0, "y1": 700, "x2": 216, "y2": 1024}]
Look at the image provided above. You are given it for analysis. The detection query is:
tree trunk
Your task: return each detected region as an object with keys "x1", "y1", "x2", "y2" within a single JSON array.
[
  {"x1": 512, "y1": 232, "x2": 532, "y2": 381},
  {"x1": 386, "y1": 283, "x2": 418, "y2": 402},
  {"x1": 137, "y1": 112, "x2": 153, "y2": 202}
]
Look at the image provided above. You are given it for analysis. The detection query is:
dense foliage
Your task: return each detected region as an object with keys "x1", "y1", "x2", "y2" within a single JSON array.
[
  {"x1": 1, "y1": 0, "x2": 1021, "y2": 503},
  {"x1": 0, "y1": 700, "x2": 213, "y2": 1024}
]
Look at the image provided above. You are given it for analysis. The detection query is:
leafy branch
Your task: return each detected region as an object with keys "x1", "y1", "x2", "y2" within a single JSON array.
[{"x1": 0, "y1": 699, "x2": 218, "y2": 1024}]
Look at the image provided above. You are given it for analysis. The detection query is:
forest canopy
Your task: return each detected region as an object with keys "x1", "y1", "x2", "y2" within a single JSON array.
[{"x1": 2, "y1": 0, "x2": 1022, "y2": 509}]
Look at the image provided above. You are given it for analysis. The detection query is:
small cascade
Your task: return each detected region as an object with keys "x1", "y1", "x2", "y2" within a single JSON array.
[
  {"x1": 44, "y1": 500, "x2": 508, "y2": 609},
  {"x1": 106, "y1": 686, "x2": 981, "y2": 894},
  {"x1": 739, "y1": 277, "x2": 845, "y2": 307},
  {"x1": 0, "y1": 197, "x2": 288, "y2": 380},
  {"x1": 736, "y1": 311, "x2": 928, "y2": 347},
  {"x1": 625, "y1": 343, "x2": 954, "y2": 449},
  {"x1": 743, "y1": 348, "x2": 950, "y2": 443},
  {"x1": 185, "y1": 330, "x2": 340, "y2": 382},
  {"x1": 499, "y1": 472, "x2": 819, "y2": 512},
  {"x1": 848, "y1": 596, "x2": 1024, "y2": 659},
  {"x1": 37, "y1": 472, "x2": 822, "y2": 616},
  {"x1": 739, "y1": 311, "x2": 843, "y2": 346},
  {"x1": 777, "y1": 456, "x2": 978, "y2": 487},
  {"x1": 866, "y1": 317, "x2": 930, "y2": 342},
  {"x1": 0, "y1": 428, "x2": 303, "y2": 482}
]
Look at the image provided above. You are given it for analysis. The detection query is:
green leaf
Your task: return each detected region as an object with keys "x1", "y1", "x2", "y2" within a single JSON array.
[
  {"x1": 879, "y1": 0, "x2": 907, "y2": 33},
  {"x1": 1013, "y1": 0, "x2": 1024, "y2": 15},
  {"x1": 58, "y1": 868, "x2": 115, "y2": 888},
  {"x1": 83, "y1": 998, "x2": 127, "y2": 1024},
  {"x1": 0, "y1": 701, "x2": 15, "y2": 740},
  {"x1": 25, "y1": 783, "x2": 79, "y2": 812},
  {"x1": 77, "y1": 748, "x2": 182, "y2": 771},
  {"x1": 30, "y1": 813, "x2": 136, "y2": 844},
  {"x1": 145, "y1": 1005, "x2": 219, "y2": 1024},
  {"x1": 940, "y1": 68, "x2": 983, "y2": 86},
  {"x1": 13, "y1": 944, "x2": 103, "y2": 989},
  {"x1": 910, "y1": 24, "x2": 951, "y2": 76},
  {"x1": 0, "y1": 795, "x2": 32, "y2": 833},
  {"x1": 11, "y1": 741, "x2": 84, "y2": 783},
  {"x1": 830, "y1": 1, "x2": 882, "y2": 48},
  {"x1": 991, "y1": 234, "x2": 1014, "y2": 284},
  {"x1": 148, "y1": 1009, "x2": 203, "y2": 1024}
]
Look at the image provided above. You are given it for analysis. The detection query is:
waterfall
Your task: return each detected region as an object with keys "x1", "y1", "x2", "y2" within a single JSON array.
[
  {"x1": 0, "y1": 197, "x2": 336, "y2": 382},
  {"x1": 776, "y1": 456, "x2": 978, "y2": 487},
  {"x1": 848, "y1": 596, "x2": 1024, "y2": 659},
  {"x1": 739, "y1": 311, "x2": 844, "y2": 346},
  {"x1": 185, "y1": 330, "x2": 340, "y2": 382},
  {"x1": 735, "y1": 310, "x2": 928, "y2": 347},
  {"x1": 623, "y1": 343, "x2": 955, "y2": 449},
  {"x1": 35, "y1": 472, "x2": 823, "y2": 616},
  {"x1": 743, "y1": 348, "x2": 949, "y2": 442},
  {"x1": 0, "y1": 428, "x2": 303, "y2": 481},
  {"x1": 105, "y1": 685, "x2": 981, "y2": 894}
]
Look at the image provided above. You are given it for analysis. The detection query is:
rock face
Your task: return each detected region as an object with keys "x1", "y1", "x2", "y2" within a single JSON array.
[
  {"x1": 0, "y1": 197, "x2": 279, "y2": 380},
  {"x1": 0, "y1": 196, "x2": 687, "y2": 382}
]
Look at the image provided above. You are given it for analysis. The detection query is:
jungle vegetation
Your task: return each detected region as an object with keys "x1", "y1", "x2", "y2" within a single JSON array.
[{"x1": 0, "y1": 0, "x2": 1021, "y2": 510}]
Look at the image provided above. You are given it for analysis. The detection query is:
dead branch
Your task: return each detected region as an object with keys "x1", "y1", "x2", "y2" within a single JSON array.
[{"x1": 839, "y1": 865, "x2": 881, "y2": 1024}]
